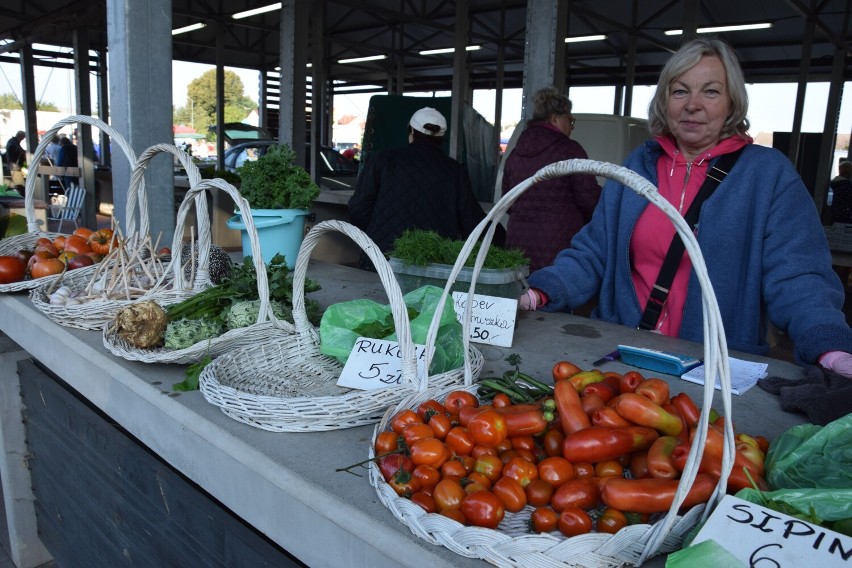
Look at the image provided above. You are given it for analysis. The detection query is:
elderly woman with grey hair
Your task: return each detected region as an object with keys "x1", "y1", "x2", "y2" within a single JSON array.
[{"x1": 519, "y1": 37, "x2": 852, "y2": 379}]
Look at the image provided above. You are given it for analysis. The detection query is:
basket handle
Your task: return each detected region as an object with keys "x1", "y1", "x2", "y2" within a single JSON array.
[
  {"x1": 151, "y1": 178, "x2": 290, "y2": 331},
  {"x1": 24, "y1": 115, "x2": 139, "y2": 233},
  {"x1": 126, "y1": 143, "x2": 212, "y2": 290},
  {"x1": 291, "y1": 219, "x2": 421, "y2": 390},
  {"x1": 425, "y1": 158, "x2": 735, "y2": 560}
]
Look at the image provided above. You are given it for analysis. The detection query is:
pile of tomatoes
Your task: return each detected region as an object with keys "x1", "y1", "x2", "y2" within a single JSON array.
[
  {"x1": 373, "y1": 360, "x2": 769, "y2": 536},
  {"x1": 0, "y1": 227, "x2": 116, "y2": 284}
]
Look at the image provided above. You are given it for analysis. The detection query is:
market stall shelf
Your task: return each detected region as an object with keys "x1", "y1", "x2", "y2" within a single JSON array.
[{"x1": 368, "y1": 159, "x2": 738, "y2": 568}]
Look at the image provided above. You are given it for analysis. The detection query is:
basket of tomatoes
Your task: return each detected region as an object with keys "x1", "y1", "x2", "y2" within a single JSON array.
[
  {"x1": 367, "y1": 159, "x2": 752, "y2": 567},
  {"x1": 30, "y1": 142, "x2": 210, "y2": 331},
  {"x1": 0, "y1": 115, "x2": 137, "y2": 293}
]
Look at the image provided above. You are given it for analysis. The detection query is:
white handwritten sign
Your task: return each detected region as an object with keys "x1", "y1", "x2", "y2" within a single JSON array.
[
  {"x1": 336, "y1": 337, "x2": 428, "y2": 391},
  {"x1": 691, "y1": 495, "x2": 851, "y2": 567},
  {"x1": 452, "y1": 291, "x2": 517, "y2": 348}
]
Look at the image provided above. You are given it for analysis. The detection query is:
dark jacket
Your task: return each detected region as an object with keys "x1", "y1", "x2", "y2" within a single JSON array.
[
  {"x1": 830, "y1": 176, "x2": 852, "y2": 224},
  {"x1": 348, "y1": 140, "x2": 487, "y2": 269},
  {"x1": 502, "y1": 122, "x2": 601, "y2": 271},
  {"x1": 5, "y1": 136, "x2": 24, "y2": 167}
]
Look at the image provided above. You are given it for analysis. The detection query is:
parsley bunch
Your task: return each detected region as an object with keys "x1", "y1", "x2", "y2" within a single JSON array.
[{"x1": 236, "y1": 144, "x2": 320, "y2": 210}]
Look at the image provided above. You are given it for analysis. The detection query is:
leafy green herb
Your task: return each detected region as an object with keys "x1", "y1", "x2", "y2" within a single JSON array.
[
  {"x1": 390, "y1": 229, "x2": 529, "y2": 270},
  {"x1": 236, "y1": 144, "x2": 320, "y2": 210},
  {"x1": 173, "y1": 353, "x2": 212, "y2": 392}
]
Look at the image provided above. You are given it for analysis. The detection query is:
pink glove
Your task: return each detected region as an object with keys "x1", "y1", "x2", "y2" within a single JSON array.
[
  {"x1": 518, "y1": 288, "x2": 539, "y2": 311},
  {"x1": 818, "y1": 351, "x2": 852, "y2": 378}
]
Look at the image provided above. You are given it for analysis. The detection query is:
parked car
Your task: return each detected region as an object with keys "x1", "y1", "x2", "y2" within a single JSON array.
[{"x1": 213, "y1": 123, "x2": 359, "y2": 191}]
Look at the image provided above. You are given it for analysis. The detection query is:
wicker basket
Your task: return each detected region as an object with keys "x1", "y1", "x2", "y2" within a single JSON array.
[
  {"x1": 0, "y1": 115, "x2": 138, "y2": 292},
  {"x1": 102, "y1": 177, "x2": 294, "y2": 365},
  {"x1": 369, "y1": 159, "x2": 737, "y2": 568},
  {"x1": 29, "y1": 142, "x2": 208, "y2": 330},
  {"x1": 198, "y1": 219, "x2": 484, "y2": 432}
]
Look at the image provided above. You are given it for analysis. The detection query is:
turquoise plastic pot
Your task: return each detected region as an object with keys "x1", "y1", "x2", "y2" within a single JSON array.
[{"x1": 226, "y1": 208, "x2": 309, "y2": 268}]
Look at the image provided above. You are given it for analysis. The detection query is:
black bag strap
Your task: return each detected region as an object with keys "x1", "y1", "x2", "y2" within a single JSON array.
[{"x1": 638, "y1": 148, "x2": 744, "y2": 331}]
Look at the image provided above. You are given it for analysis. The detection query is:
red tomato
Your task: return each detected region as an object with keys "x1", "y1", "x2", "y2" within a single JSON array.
[
  {"x1": 464, "y1": 481, "x2": 488, "y2": 495},
  {"x1": 491, "y1": 476, "x2": 527, "y2": 512},
  {"x1": 531, "y1": 507, "x2": 559, "y2": 533},
  {"x1": 471, "y1": 445, "x2": 498, "y2": 458},
  {"x1": 466, "y1": 471, "x2": 492, "y2": 489},
  {"x1": 629, "y1": 451, "x2": 651, "y2": 479},
  {"x1": 492, "y1": 393, "x2": 512, "y2": 408},
  {"x1": 443, "y1": 390, "x2": 479, "y2": 414},
  {"x1": 374, "y1": 431, "x2": 401, "y2": 455},
  {"x1": 402, "y1": 422, "x2": 435, "y2": 447},
  {"x1": 494, "y1": 437, "x2": 513, "y2": 454},
  {"x1": 409, "y1": 437, "x2": 449, "y2": 468},
  {"x1": 461, "y1": 490, "x2": 505, "y2": 529},
  {"x1": 378, "y1": 453, "x2": 413, "y2": 482},
  {"x1": 552, "y1": 360, "x2": 582, "y2": 382},
  {"x1": 433, "y1": 478, "x2": 466, "y2": 512},
  {"x1": 550, "y1": 478, "x2": 601, "y2": 512},
  {"x1": 445, "y1": 426, "x2": 475, "y2": 456},
  {"x1": 502, "y1": 456, "x2": 539, "y2": 488},
  {"x1": 0, "y1": 256, "x2": 26, "y2": 284},
  {"x1": 440, "y1": 458, "x2": 469, "y2": 479},
  {"x1": 558, "y1": 507, "x2": 593, "y2": 537},
  {"x1": 439, "y1": 507, "x2": 466, "y2": 524},
  {"x1": 542, "y1": 429, "x2": 565, "y2": 457},
  {"x1": 427, "y1": 413, "x2": 452, "y2": 441},
  {"x1": 416, "y1": 399, "x2": 448, "y2": 422},
  {"x1": 412, "y1": 464, "x2": 440, "y2": 490},
  {"x1": 410, "y1": 491, "x2": 437, "y2": 513},
  {"x1": 525, "y1": 479, "x2": 555, "y2": 507},
  {"x1": 30, "y1": 258, "x2": 66, "y2": 279},
  {"x1": 390, "y1": 409, "x2": 422, "y2": 434},
  {"x1": 387, "y1": 469, "x2": 420, "y2": 497},
  {"x1": 472, "y1": 454, "x2": 504, "y2": 483},
  {"x1": 537, "y1": 456, "x2": 575, "y2": 488},
  {"x1": 562, "y1": 426, "x2": 659, "y2": 463},
  {"x1": 87, "y1": 228, "x2": 116, "y2": 255},
  {"x1": 573, "y1": 462, "x2": 595, "y2": 478},
  {"x1": 594, "y1": 460, "x2": 624, "y2": 478},
  {"x1": 580, "y1": 392, "x2": 606, "y2": 417},
  {"x1": 591, "y1": 406, "x2": 634, "y2": 428},
  {"x1": 582, "y1": 381, "x2": 618, "y2": 403},
  {"x1": 597, "y1": 507, "x2": 629, "y2": 534},
  {"x1": 467, "y1": 409, "x2": 508, "y2": 448},
  {"x1": 646, "y1": 436, "x2": 680, "y2": 479},
  {"x1": 510, "y1": 435, "x2": 536, "y2": 451}
]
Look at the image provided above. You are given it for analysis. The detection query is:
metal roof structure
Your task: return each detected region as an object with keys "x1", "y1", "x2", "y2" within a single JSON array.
[{"x1": 2, "y1": 1, "x2": 850, "y2": 93}]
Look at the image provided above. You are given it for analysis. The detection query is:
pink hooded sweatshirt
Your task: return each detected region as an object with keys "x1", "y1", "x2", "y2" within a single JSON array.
[{"x1": 631, "y1": 134, "x2": 751, "y2": 336}]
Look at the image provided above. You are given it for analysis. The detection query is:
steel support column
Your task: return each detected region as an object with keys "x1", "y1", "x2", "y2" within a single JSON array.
[
  {"x1": 73, "y1": 28, "x2": 97, "y2": 229},
  {"x1": 279, "y1": 0, "x2": 309, "y2": 168},
  {"x1": 521, "y1": 1, "x2": 567, "y2": 122},
  {"x1": 450, "y1": 0, "x2": 469, "y2": 159}
]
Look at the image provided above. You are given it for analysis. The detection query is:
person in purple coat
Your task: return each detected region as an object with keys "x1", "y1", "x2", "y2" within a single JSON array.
[{"x1": 501, "y1": 87, "x2": 601, "y2": 271}]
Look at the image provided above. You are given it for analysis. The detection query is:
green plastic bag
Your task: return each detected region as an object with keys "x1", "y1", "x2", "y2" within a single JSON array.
[
  {"x1": 765, "y1": 414, "x2": 852, "y2": 490},
  {"x1": 319, "y1": 285, "x2": 464, "y2": 374},
  {"x1": 665, "y1": 539, "x2": 746, "y2": 568},
  {"x1": 735, "y1": 487, "x2": 852, "y2": 523}
]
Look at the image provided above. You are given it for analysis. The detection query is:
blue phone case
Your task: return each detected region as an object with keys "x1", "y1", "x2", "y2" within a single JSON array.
[{"x1": 617, "y1": 345, "x2": 702, "y2": 376}]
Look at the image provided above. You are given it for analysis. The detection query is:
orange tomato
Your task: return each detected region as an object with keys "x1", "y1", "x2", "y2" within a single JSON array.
[{"x1": 72, "y1": 227, "x2": 95, "y2": 240}]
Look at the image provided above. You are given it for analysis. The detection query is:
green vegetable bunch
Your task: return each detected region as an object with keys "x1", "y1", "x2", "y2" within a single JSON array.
[
  {"x1": 236, "y1": 144, "x2": 319, "y2": 210},
  {"x1": 165, "y1": 318, "x2": 224, "y2": 350},
  {"x1": 390, "y1": 229, "x2": 528, "y2": 270}
]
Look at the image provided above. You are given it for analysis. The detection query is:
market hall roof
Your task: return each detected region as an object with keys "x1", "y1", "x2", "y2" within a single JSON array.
[{"x1": 1, "y1": 1, "x2": 850, "y2": 93}]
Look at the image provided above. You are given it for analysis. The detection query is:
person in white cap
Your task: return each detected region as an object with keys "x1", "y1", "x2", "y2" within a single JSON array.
[{"x1": 348, "y1": 106, "x2": 498, "y2": 270}]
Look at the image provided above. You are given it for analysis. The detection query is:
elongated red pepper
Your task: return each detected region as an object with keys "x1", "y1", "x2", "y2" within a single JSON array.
[
  {"x1": 554, "y1": 379, "x2": 591, "y2": 435},
  {"x1": 670, "y1": 392, "x2": 701, "y2": 429},
  {"x1": 493, "y1": 404, "x2": 549, "y2": 437},
  {"x1": 600, "y1": 473, "x2": 717, "y2": 514},
  {"x1": 611, "y1": 392, "x2": 683, "y2": 437},
  {"x1": 663, "y1": 403, "x2": 690, "y2": 444},
  {"x1": 582, "y1": 380, "x2": 618, "y2": 403},
  {"x1": 693, "y1": 424, "x2": 765, "y2": 477},
  {"x1": 562, "y1": 426, "x2": 659, "y2": 463},
  {"x1": 634, "y1": 377, "x2": 671, "y2": 406},
  {"x1": 629, "y1": 451, "x2": 651, "y2": 479},
  {"x1": 591, "y1": 406, "x2": 633, "y2": 428},
  {"x1": 645, "y1": 435, "x2": 680, "y2": 479},
  {"x1": 672, "y1": 441, "x2": 768, "y2": 493},
  {"x1": 619, "y1": 371, "x2": 645, "y2": 394},
  {"x1": 581, "y1": 392, "x2": 606, "y2": 418},
  {"x1": 569, "y1": 370, "x2": 605, "y2": 392}
]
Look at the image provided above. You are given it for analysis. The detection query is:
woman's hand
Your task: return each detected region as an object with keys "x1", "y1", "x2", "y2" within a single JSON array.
[
  {"x1": 818, "y1": 351, "x2": 852, "y2": 378},
  {"x1": 519, "y1": 288, "x2": 540, "y2": 311}
]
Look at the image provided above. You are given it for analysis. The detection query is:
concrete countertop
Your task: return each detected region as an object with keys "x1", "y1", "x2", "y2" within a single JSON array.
[{"x1": 0, "y1": 259, "x2": 808, "y2": 567}]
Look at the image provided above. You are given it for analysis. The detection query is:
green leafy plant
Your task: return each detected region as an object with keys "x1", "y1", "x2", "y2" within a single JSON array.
[
  {"x1": 390, "y1": 229, "x2": 529, "y2": 270},
  {"x1": 236, "y1": 144, "x2": 319, "y2": 209},
  {"x1": 200, "y1": 168, "x2": 241, "y2": 186}
]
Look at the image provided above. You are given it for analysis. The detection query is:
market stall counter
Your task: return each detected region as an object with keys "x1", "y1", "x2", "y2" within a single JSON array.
[{"x1": 0, "y1": 260, "x2": 807, "y2": 568}]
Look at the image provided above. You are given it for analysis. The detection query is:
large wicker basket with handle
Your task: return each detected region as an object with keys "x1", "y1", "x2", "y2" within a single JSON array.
[
  {"x1": 101, "y1": 176, "x2": 294, "y2": 365},
  {"x1": 29, "y1": 142, "x2": 209, "y2": 330},
  {"x1": 369, "y1": 159, "x2": 737, "y2": 568},
  {"x1": 198, "y1": 219, "x2": 485, "y2": 432},
  {"x1": 0, "y1": 115, "x2": 138, "y2": 292}
]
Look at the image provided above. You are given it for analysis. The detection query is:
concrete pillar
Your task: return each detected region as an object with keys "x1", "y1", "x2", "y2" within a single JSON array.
[
  {"x1": 106, "y1": 0, "x2": 175, "y2": 246},
  {"x1": 73, "y1": 29, "x2": 97, "y2": 229},
  {"x1": 449, "y1": 0, "x2": 469, "y2": 159},
  {"x1": 521, "y1": 1, "x2": 567, "y2": 122}
]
